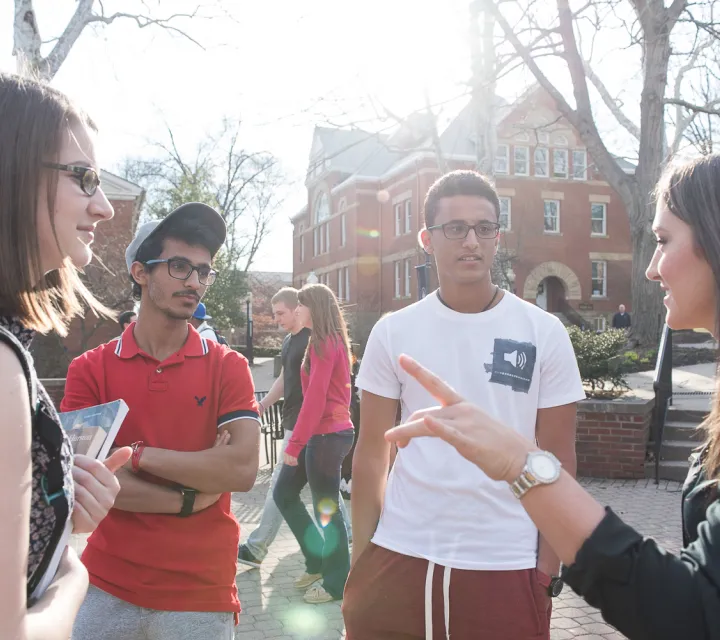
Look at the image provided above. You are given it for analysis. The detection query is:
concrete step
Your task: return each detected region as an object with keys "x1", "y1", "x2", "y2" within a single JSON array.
[
  {"x1": 658, "y1": 439, "x2": 698, "y2": 462},
  {"x1": 645, "y1": 460, "x2": 691, "y2": 482},
  {"x1": 662, "y1": 421, "x2": 706, "y2": 443},
  {"x1": 666, "y1": 406, "x2": 708, "y2": 424}
]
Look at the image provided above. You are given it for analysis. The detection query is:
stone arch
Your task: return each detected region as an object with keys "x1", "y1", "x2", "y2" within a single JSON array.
[{"x1": 523, "y1": 261, "x2": 582, "y2": 301}]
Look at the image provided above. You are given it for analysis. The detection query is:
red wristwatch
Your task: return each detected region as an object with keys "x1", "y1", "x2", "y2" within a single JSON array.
[{"x1": 131, "y1": 441, "x2": 146, "y2": 472}]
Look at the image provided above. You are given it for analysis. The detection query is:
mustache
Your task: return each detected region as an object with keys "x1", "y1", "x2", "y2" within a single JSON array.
[{"x1": 173, "y1": 292, "x2": 200, "y2": 302}]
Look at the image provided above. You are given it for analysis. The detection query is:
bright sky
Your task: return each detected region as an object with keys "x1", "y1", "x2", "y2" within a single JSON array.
[{"x1": 0, "y1": 0, "x2": 486, "y2": 271}]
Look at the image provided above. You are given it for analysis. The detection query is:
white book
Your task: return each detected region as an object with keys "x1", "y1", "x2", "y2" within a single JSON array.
[{"x1": 30, "y1": 400, "x2": 129, "y2": 602}]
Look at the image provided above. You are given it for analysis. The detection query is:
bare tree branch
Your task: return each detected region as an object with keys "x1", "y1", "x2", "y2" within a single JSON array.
[
  {"x1": 666, "y1": 98, "x2": 720, "y2": 116},
  {"x1": 583, "y1": 60, "x2": 641, "y2": 141}
]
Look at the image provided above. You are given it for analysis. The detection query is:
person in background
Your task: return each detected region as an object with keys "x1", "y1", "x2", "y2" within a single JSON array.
[
  {"x1": 190, "y1": 302, "x2": 218, "y2": 342},
  {"x1": 611, "y1": 304, "x2": 632, "y2": 329},
  {"x1": 118, "y1": 310, "x2": 137, "y2": 333},
  {"x1": 386, "y1": 154, "x2": 720, "y2": 640},
  {"x1": 0, "y1": 72, "x2": 130, "y2": 640},
  {"x1": 63, "y1": 204, "x2": 260, "y2": 640},
  {"x1": 238, "y1": 287, "x2": 352, "y2": 569},
  {"x1": 273, "y1": 283, "x2": 355, "y2": 604}
]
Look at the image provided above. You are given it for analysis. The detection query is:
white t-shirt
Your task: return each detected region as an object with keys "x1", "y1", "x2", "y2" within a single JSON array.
[{"x1": 356, "y1": 290, "x2": 585, "y2": 571}]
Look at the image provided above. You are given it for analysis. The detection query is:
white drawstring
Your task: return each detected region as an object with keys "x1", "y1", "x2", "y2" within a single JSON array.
[
  {"x1": 425, "y1": 561, "x2": 452, "y2": 640},
  {"x1": 443, "y1": 565, "x2": 451, "y2": 639},
  {"x1": 425, "y1": 561, "x2": 435, "y2": 640}
]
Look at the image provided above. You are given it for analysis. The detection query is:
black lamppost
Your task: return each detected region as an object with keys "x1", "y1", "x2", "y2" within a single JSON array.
[{"x1": 246, "y1": 295, "x2": 254, "y2": 366}]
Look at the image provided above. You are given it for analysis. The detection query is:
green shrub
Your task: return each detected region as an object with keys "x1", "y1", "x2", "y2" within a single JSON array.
[{"x1": 567, "y1": 326, "x2": 629, "y2": 396}]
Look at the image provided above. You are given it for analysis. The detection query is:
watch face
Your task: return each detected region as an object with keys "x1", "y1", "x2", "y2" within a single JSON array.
[{"x1": 529, "y1": 452, "x2": 560, "y2": 482}]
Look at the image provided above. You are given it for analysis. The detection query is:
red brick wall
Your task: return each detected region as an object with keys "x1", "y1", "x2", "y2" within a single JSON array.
[{"x1": 576, "y1": 398, "x2": 654, "y2": 479}]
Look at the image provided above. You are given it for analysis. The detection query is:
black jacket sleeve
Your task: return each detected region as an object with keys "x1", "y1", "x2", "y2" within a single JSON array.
[{"x1": 561, "y1": 505, "x2": 720, "y2": 640}]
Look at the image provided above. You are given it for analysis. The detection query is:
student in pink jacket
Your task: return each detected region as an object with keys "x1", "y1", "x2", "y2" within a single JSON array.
[{"x1": 273, "y1": 284, "x2": 354, "y2": 604}]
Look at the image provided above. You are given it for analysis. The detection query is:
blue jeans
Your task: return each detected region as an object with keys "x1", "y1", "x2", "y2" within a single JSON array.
[
  {"x1": 274, "y1": 429, "x2": 354, "y2": 599},
  {"x1": 245, "y1": 431, "x2": 351, "y2": 561}
]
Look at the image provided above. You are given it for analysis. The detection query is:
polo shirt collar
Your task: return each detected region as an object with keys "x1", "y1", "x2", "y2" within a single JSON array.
[{"x1": 115, "y1": 323, "x2": 210, "y2": 360}]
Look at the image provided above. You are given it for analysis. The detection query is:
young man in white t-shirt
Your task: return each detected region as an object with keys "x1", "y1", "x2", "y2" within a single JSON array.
[{"x1": 343, "y1": 170, "x2": 585, "y2": 639}]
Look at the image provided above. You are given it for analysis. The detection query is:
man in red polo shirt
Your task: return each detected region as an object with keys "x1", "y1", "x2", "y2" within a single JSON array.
[{"x1": 63, "y1": 203, "x2": 260, "y2": 640}]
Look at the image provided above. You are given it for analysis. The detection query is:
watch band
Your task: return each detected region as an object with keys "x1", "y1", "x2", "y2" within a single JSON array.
[
  {"x1": 510, "y1": 471, "x2": 537, "y2": 499},
  {"x1": 178, "y1": 487, "x2": 197, "y2": 517}
]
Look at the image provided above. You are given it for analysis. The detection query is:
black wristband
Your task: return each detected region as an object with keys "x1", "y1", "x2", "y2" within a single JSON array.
[{"x1": 178, "y1": 487, "x2": 197, "y2": 517}]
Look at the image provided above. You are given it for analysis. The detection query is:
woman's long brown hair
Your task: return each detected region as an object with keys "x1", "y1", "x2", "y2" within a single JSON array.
[
  {"x1": 656, "y1": 155, "x2": 720, "y2": 478},
  {"x1": 298, "y1": 284, "x2": 351, "y2": 374},
  {"x1": 0, "y1": 73, "x2": 112, "y2": 335}
]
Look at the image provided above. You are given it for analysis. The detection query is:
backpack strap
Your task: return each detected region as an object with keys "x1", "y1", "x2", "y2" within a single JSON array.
[{"x1": 0, "y1": 325, "x2": 38, "y2": 414}]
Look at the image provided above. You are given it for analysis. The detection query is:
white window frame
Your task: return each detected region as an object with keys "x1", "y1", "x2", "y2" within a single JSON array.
[
  {"x1": 513, "y1": 146, "x2": 529, "y2": 176},
  {"x1": 494, "y1": 144, "x2": 509, "y2": 174},
  {"x1": 593, "y1": 317, "x2": 607, "y2": 332},
  {"x1": 499, "y1": 196, "x2": 511, "y2": 231},
  {"x1": 553, "y1": 148, "x2": 568, "y2": 178},
  {"x1": 300, "y1": 235, "x2": 305, "y2": 263},
  {"x1": 313, "y1": 227, "x2": 319, "y2": 257},
  {"x1": 405, "y1": 200, "x2": 412, "y2": 234},
  {"x1": 404, "y1": 258, "x2": 412, "y2": 297},
  {"x1": 544, "y1": 200, "x2": 560, "y2": 233},
  {"x1": 394, "y1": 203, "x2": 403, "y2": 236},
  {"x1": 590, "y1": 202, "x2": 607, "y2": 236},
  {"x1": 573, "y1": 149, "x2": 587, "y2": 180},
  {"x1": 534, "y1": 147, "x2": 549, "y2": 177},
  {"x1": 340, "y1": 213, "x2": 346, "y2": 246},
  {"x1": 394, "y1": 261, "x2": 402, "y2": 298},
  {"x1": 337, "y1": 268, "x2": 344, "y2": 301},
  {"x1": 344, "y1": 267, "x2": 350, "y2": 301},
  {"x1": 591, "y1": 260, "x2": 608, "y2": 298},
  {"x1": 324, "y1": 222, "x2": 330, "y2": 253},
  {"x1": 553, "y1": 134, "x2": 569, "y2": 146}
]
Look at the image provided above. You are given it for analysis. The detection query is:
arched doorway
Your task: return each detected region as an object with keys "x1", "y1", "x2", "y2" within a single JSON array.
[
  {"x1": 523, "y1": 261, "x2": 582, "y2": 305},
  {"x1": 535, "y1": 276, "x2": 567, "y2": 312}
]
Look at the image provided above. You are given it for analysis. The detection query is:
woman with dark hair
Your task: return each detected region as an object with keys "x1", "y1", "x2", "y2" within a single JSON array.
[
  {"x1": 0, "y1": 73, "x2": 130, "y2": 639},
  {"x1": 274, "y1": 283, "x2": 354, "y2": 604},
  {"x1": 387, "y1": 154, "x2": 720, "y2": 639}
]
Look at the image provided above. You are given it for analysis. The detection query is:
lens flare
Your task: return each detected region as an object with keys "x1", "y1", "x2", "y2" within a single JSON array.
[
  {"x1": 283, "y1": 605, "x2": 326, "y2": 636},
  {"x1": 356, "y1": 227, "x2": 380, "y2": 238}
]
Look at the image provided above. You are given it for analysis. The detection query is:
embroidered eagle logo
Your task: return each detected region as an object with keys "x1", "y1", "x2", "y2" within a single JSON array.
[{"x1": 195, "y1": 396, "x2": 207, "y2": 407}]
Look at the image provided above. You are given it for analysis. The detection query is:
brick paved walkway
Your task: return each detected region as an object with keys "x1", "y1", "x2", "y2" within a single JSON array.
[{"x1": 230, "y1": 471, "x2": 683, "y2": 639}]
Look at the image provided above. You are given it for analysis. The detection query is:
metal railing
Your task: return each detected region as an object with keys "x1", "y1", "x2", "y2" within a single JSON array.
[{"x1": 651, "y1": 324, "x2": 673, "y2": 484}]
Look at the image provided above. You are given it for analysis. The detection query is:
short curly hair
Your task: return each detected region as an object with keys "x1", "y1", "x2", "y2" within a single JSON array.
[{"x1": 423, "y1": 170, "x2": 500, "y2": 228}]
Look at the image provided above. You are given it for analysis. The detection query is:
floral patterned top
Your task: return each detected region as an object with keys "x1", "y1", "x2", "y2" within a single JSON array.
[{"x1": 0, "y1": 316, "x2": 74, "y2": 600}]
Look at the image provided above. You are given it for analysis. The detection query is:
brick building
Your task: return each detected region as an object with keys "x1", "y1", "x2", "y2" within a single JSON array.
[
  {"x1": 292, "y1": 85, "x2": 634, "y2": 347},
  {"x1": 32, "y1": 171, "x2": 144, "y2": 377}
]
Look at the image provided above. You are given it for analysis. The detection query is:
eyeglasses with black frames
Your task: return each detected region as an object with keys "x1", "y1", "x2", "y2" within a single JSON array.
[
  {"x1": 427, "y1": 221, "x2": 501, "y2": 240},
  {"x1": 43, "y1": 163, "x2": 100, "y2": 197},
  {"x1": 143, "y1": 258, "x2": 219, "y2": 286}
]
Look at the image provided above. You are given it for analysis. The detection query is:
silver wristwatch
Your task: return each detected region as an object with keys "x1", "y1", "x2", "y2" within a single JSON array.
[{"x1": 510, "y1": 450, "x2": 562, "y2": 499}]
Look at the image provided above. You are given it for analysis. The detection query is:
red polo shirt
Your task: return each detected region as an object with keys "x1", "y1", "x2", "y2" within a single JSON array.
[{"x1": 61, "y1": 324, "x2": 259, "y2": 613}]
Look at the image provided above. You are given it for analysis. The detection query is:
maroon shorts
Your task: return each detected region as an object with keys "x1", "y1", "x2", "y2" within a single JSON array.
[{"x1": 342, "y1": 543, "x2": 552, "y2": 640}]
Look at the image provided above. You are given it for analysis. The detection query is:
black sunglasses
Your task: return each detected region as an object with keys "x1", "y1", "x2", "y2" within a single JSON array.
[{"x1": 43, "y1": 162, "x2": 100, "y2": 196}]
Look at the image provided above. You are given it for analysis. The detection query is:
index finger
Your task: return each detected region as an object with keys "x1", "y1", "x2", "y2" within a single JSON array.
[{"x1": 398, "y1": 355, "x2": 464, "y2": 406}]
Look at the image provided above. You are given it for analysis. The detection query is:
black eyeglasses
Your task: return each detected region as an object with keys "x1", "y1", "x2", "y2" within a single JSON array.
[
  {"x1": 43, "y1": 163, "x2": 101, "y2": 196},
  {"x1": 144, "y1": 258, "x2": 219, "y2": 286},
  {"x1": 427, "y1": 221, "x2": 501, "y2": 240}
]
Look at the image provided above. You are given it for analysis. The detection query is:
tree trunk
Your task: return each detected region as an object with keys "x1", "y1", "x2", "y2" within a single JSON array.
[{"x1": 629, "y1": 220, "x2": 665, "y2": 347}]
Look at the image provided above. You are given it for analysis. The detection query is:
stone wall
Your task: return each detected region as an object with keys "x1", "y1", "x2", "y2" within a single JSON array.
[{"x1": 576, "y1": 397, "x2": 654, "y2": 479}]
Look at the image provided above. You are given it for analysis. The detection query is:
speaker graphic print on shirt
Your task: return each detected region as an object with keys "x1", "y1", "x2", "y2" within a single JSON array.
[{"x1": 484, "y1": 338, "x2": 537, "y2": 393}]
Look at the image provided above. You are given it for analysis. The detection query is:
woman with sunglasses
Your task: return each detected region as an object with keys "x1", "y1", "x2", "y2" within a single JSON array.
[
  {"x1": 0, "y1": 73, "x2": 130, "y2": 639},
  {"x1": 386, "y1": 155, "x2": 720, "y2": 639},
  {"x1": 273, "y1": 283, "x2": 355, "y2": 604}
]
